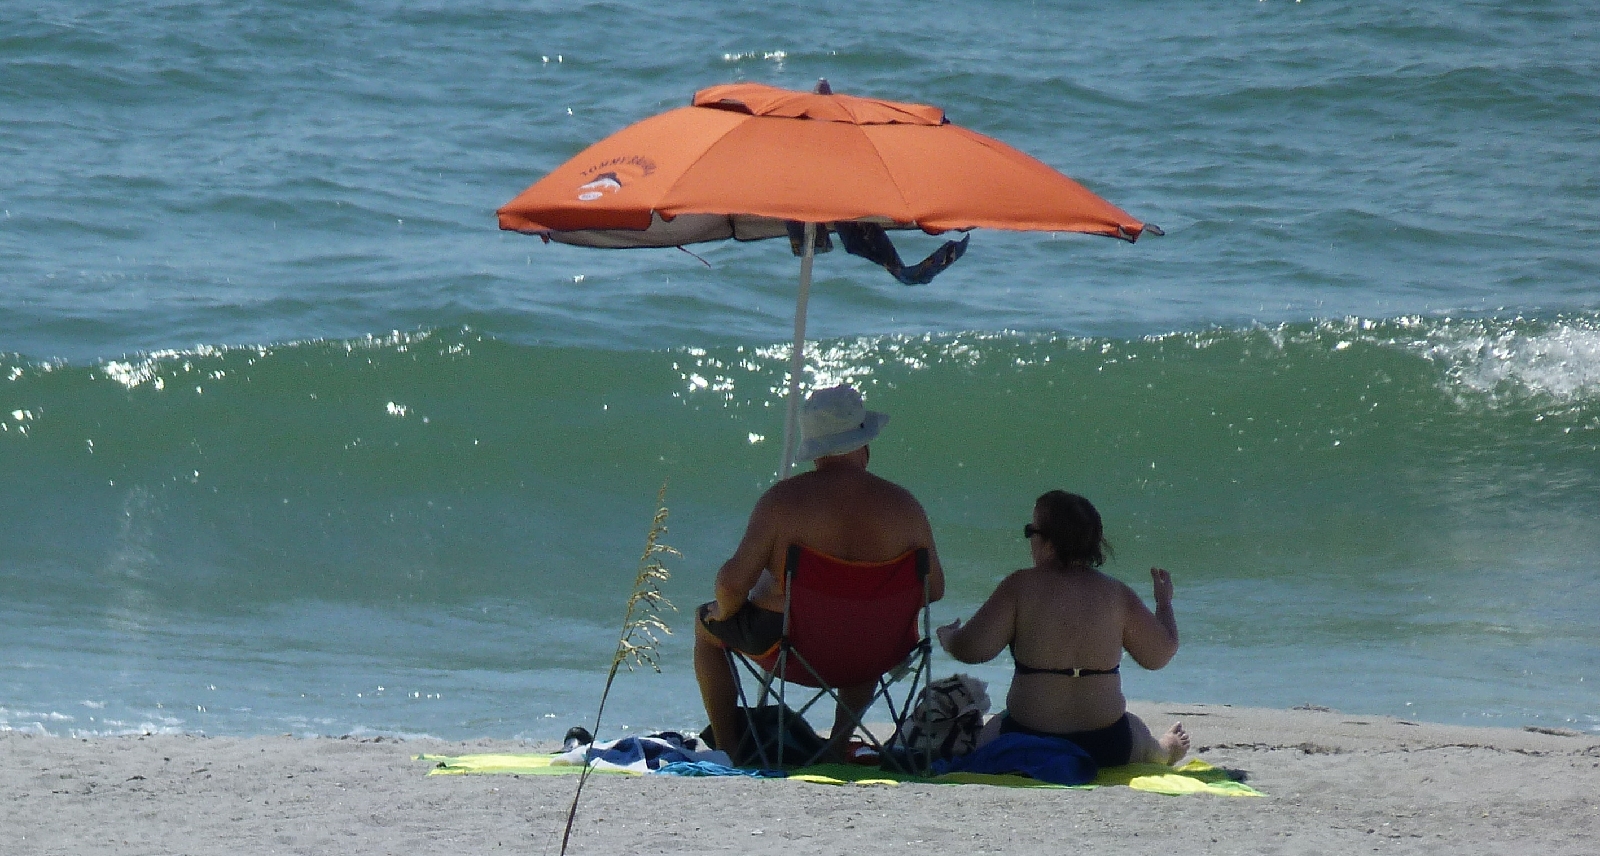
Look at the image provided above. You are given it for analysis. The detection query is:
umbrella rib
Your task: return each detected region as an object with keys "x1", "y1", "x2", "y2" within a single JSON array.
[
  {"x1": 860, "y1": 130, "x2": 918, "y2": 226},
  {"x1": 655, "y1": 114, "x2": 761, "y2": 225}
]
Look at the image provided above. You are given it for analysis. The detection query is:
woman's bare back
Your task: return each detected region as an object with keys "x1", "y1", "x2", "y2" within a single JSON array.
[
  {"x1": 936, "y1": 489, "x2": 1183, "y2": 763},
  {"x1": 1004, "y1": 567, "x2": 1135, "y2": 732}
]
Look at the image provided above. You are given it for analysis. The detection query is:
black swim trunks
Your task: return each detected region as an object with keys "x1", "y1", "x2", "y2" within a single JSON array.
[
  {"x1": 999, "y1": 712, "x2": 1134, "y2": 768},
  {"x1": 697, "y1": 601, "x2": 784, "y2": 656}
]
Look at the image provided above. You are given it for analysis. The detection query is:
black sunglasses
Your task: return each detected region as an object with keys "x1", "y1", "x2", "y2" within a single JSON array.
[{"x1": 1023, "y1": 523, "x2": 1043, "y2": 539}]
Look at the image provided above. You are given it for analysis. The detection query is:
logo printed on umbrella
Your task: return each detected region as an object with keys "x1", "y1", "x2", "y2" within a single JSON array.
[
  {"x1": 577, "y1": 173, "x2": 622, "y2": 201},
  {"x1": 576, "y1": 156, "x2": 656, "y2": 202}
]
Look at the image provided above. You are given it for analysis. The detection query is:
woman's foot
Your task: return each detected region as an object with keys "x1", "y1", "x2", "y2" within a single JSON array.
[
  {"x1": 1158, "y1": 721, "x2": 1190, "y2": 765},
  {"x1": 1126, "y1": 712, "x2": 1190, "y2": 765}
]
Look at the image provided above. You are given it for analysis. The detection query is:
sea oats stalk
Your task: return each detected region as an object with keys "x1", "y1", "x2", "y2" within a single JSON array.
[{"x1": 559, "y1": 482, "x2": 678, "y2": 856}]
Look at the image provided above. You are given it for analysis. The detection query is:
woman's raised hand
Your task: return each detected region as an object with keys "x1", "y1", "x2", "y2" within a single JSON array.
[{"x1": 1150, "y1": 567, "x2": 1173, "y2": 605}]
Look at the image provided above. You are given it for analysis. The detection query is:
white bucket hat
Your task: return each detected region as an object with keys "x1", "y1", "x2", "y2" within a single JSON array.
[{"x1": 796, "y1": 384, "x2": 889, "y2": 462}]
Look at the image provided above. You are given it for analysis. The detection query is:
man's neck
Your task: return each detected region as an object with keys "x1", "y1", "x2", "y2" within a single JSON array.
[{"x1": 812, "y1": 448, "x2": 869, "y2": 471}]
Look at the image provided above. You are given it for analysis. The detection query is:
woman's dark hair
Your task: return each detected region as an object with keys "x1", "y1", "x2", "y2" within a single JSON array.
[{"x1": 1034, "y1": 490, "x2": 1113, "y2": 567}]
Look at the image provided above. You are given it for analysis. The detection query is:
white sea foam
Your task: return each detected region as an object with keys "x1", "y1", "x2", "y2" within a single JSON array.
[{"x1": 1423, "y1": 317, "x2": 1600, "y2": 404}]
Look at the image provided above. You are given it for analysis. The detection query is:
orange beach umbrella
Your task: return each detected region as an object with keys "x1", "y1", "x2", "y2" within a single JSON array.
[{"x1": 498, "y1": 81, "x2": 1159, "y2": 474}]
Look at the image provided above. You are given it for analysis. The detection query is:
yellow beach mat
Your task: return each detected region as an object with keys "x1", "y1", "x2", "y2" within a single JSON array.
[
  {"x1": 1096, "y1": 760, "x2": 1264, "y2": 796},
  {"x1": 415, "y1": 753, "x2": 1261, "y2": 796},
  {"x1": 789, "y1": 759, "x2": 1261, "y2": 797}
]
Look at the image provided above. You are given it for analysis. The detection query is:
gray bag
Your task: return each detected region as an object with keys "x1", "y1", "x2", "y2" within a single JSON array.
[{"x1": 902, "y1": 674, "x2": 990, "y2": 760}]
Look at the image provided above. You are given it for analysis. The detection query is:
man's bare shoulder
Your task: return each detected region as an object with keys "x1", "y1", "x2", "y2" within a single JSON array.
[
  {"x1": 758, "y1": 471, "x2": 820, "y2": 505},
  {"x1": 775, "y1": 465, "x2": 908, "y2": 493},
  {"x1": 866, "y1": 470, "x2": 921, "y2": 500},
  {"x1": 842, "y1": 467, "x2": 925, "y2": 502},
  {"x1": 764, "y1": 466, "x2": 930, "y2": 532}
]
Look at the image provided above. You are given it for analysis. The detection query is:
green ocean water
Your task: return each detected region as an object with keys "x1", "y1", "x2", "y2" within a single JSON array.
[
  {"x1": 3, "y1": 1, "x2": 1598, "y2": 738},
  {"x1": 4, "y1": 319, "x2": 1597, "y2": 736}
]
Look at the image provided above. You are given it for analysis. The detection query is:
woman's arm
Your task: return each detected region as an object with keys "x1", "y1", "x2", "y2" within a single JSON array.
[
  {"x1": 937, "y1": 574, "x2": 1017, "y2": 664},
  {"x1": 1122, "y1": 567, "x2": 1179, "y2": 669}
]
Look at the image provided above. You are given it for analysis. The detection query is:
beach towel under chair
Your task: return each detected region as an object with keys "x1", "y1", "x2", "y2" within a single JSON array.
[{"x1": 723, "y1": 544, "x2": 934, "y2": 773}]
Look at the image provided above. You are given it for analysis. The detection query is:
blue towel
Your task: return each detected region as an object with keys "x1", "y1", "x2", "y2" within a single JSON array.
[
  {"x1": 584, "y1": 736, "x2": 698, "y2": 769},
  {"x1": 653, "y1": 761, "x2": 787, "y2": 778},
  {"x1": 931, "y1": 733, "x2": 1097, "y2": 785}
]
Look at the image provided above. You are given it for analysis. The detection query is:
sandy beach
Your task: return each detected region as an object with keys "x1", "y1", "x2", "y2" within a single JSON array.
[{"x1": 5, "y1": 701, "x2": 1597, "y2": 855}]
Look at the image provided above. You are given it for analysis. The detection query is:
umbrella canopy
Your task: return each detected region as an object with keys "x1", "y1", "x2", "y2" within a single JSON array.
[
  {"x1": 498, "y1": 81, "x2": 1158, "y2": 474},
  {"x1": 499, "y1": 82, "x2": 1150, "y2": 246}
]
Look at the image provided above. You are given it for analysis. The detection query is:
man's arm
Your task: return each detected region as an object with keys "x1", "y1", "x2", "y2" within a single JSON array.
[{"x1": 709, "y1": 490, "x2": 780, "y2": 620}]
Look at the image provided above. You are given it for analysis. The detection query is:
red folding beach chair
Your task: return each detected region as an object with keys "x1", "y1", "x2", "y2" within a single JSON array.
[{"x1": 724, "y1": 544, "x2": 934, "y2": 772}]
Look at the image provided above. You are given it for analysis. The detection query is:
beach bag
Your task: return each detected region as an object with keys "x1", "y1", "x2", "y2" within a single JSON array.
[
  {"x1": 703, "y1": 703, "x2": 828, "y2": 767},
  {"x1": 902, "y1": 674, "x2": 990, "y2": 760}
]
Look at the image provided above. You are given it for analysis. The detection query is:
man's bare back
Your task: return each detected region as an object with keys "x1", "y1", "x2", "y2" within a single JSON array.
[{"x1": 712, "y1": 453, "x2": 945, "y2": 617}]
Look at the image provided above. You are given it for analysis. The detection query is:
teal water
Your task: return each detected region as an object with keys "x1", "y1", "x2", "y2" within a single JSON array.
[{"x1": 3, "y1": 2, "x2": 1597, "y2": 738}]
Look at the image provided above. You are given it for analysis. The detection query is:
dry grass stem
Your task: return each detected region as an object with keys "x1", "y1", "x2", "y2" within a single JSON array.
[{"x1": 558, "y1": 482, "x2": 678, "y2": 856}]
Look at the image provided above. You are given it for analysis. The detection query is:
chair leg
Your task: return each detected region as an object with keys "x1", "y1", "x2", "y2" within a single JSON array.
[
  {"x1": 861, "y1": 648, "x2": 934, "y2": 775},
  {"x1": 721, "y1": 648, "x2": 806, "y2": 769},
  {"x1": 720, "y1": 650, "x2": 769, "y2": 768},
  {"x1": 823, "y1": 681, "x2": 875, "y2": 759},
  {"x1": 721, "y1": 644, "x2": 937, "y2": 774}
]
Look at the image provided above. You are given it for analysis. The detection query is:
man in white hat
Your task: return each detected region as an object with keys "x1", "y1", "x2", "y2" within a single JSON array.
[{"x1": 693, "y1": 383, "x2": 945, "y2": 760}]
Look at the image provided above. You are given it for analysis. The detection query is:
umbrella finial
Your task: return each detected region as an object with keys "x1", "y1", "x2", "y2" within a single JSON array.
[{"x1": 814, "y1": 78, "x2": 832, "y2": 95}]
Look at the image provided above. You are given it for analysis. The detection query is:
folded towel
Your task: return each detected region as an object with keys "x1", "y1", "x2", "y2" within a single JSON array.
[
  {"x1": 931, "y1": 733, "x2": 1096, "y2": 785},
  {"x1": 552, "y1": 733, "x2": 733, "y2": 774},
  {"x1": 654, "y1": 761, "x2": 786, "y2": 778}
]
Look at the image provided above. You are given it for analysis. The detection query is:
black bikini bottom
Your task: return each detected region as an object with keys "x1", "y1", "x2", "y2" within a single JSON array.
[{"x1": 999, "y1": 712, "x2": 1133, "y2": 768}]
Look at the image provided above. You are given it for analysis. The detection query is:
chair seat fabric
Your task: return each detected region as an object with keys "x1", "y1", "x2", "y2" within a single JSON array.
[
  {"x1": 752, "y1": 546, "x2": 924, "y2": 687},
  {"x1": 725, "y1": 543, "x2": 934, "y2": 772}
]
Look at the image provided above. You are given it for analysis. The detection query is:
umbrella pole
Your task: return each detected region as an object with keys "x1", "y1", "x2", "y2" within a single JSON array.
[{"x1": 779, "y1": 222, "x2": 817, "y2": 478}]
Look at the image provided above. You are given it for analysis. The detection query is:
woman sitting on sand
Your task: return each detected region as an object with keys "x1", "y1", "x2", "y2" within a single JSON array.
[{"x1": 936, "y1": 490, "x2": 1190, "y2": 767}]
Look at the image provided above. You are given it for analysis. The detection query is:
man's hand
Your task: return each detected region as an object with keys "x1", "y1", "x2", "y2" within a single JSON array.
[
  {"x1": 936, "y1": 618, "x2": 962, "y2": 652},
  {"x1": 706, "y1": 594, "x2": 746, "y2": 626}
]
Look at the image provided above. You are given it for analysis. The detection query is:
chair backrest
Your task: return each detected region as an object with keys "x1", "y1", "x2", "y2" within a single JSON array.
[{"x1": 755, "y1": 544, "x2": 929, "y2": 688}]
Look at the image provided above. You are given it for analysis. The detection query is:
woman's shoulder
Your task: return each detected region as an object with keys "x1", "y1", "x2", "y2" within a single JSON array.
[
  {"x1": 1006, "y1": 565, "x2": 1086, "y2": 591},
  {"x1": 1003, "y1": 565, "x2": 1052, "y2": 583},
  {"x1": 1010, "y1": 565, "x2": 1130, "y2": 600},
  {"x1": 977, "y1": 567, "x2": 1036, "y2": 598}
]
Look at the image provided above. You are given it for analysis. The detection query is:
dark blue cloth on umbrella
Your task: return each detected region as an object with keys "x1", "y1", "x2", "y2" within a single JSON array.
[
  {"x1": 832, "y1": 221, "x2": 969, "y2": 285},
  {"x1": 930, "y1": 732, "x2": 1097, "y2": 785},
  {"x1": 784, "y1": 221, "x2": 969, "y2": 285}
]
